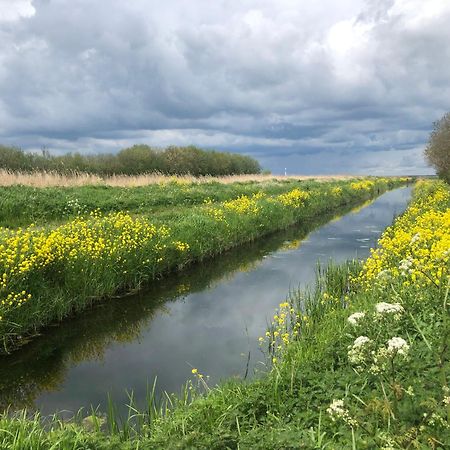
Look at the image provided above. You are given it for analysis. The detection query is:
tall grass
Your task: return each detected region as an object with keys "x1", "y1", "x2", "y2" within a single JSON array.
[{"x1": 0, "y1": 169, "x2": 354, "y2": 188}]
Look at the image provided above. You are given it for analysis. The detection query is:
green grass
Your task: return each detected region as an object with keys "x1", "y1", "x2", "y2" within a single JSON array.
[
  {"x1": 0, "y1": 179, "x2": 326, "y2": 228},
  {"x1": 1, "y1": 257, "x2": 447, "y2": 449},
  {"x1": 1, "y1": 179, "x2": 447, "y2": 449}
]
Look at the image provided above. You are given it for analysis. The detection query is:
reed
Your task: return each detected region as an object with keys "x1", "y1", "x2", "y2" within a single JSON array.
[{"x1": 0, "y1": 168, "x2": 356, "y2": 188}]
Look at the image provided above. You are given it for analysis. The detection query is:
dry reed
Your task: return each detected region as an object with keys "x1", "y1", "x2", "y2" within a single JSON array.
[{"x1": 0, "y1": 170, "x2": 355, "y2": 188}]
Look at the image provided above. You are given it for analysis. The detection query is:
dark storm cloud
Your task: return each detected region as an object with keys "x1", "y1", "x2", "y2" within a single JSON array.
[{"x1": 0, "y1": 0, "x2": 449, "y2": 173}]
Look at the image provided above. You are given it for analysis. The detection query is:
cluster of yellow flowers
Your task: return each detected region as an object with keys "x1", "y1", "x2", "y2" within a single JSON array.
[
  {"x1": 259, "y1": 301, "x2": 311, "y2": 362},
  {"x1": 202, "y1": 180, "x2": 406, "y2": 232},
  {"x1": 350, "y1": 180, "x2": 376, "y2": 191},
  {"x1": 223, "y1": 195, "x2": 261, "y2": 214},
  {"x1": 275, "y1": 188, "x2": 310, "y2": 208},
  {"x1": 173, "y1": 241, "x2": 190, "y2": 252},
  {"x1": 331, "y1": 186, "x2": 343, "y2": 196},
  {"x1": 359, "y1": 181, "x2": 450, "y2": 289},
  {"x1": 205, "y1": 188, "x2": 311, "y2": 223},
  {"x1": 0, "y1": 291, "x2": 32, "y2": 320},
  {"x1": 0, "y1": 211, "x2": 190, "y2": 320}
]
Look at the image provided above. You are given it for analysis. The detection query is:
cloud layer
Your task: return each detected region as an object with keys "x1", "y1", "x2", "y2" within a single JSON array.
[{"x1": 1, "y1": 0, "x2": 449, "y2": 174}]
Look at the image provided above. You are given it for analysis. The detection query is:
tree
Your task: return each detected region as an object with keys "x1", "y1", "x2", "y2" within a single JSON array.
[{"x1": 425, "y1": 112, "x2": 450, "y2": 183}]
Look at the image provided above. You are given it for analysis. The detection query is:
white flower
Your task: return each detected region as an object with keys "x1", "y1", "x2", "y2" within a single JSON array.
[
  {"x1": 327, "y1": 399, "x2": 345, "y2": 420},
  {"x1": 327, "y1": 399, "x2": 357, "y2": 427},
  {"x1": 347, "y1": 312, "x2": 365, "y2": 326},
  {"x1": 348, "y1": 336, "x2": 371, "y2": 366},
  {"x1": 410, "y1": 233, "x2": 420, "y2": 244},
  {"x1": 352, "y1": 336, "x2": 371, "y2": 348},
  {"x1": 399, "y1": 256, "x2": 414, "y2": 275},
  {"x1": 376, "y1": 269, "x2": 391, "y2": 281},
  {"x1": 405, "y1": 386, "x2": 415, "y2": 397},
  {"x1": 375, "y1": 302, "x2": 404, "y2": 317},
  {"x1": 387, "y1": 337, "x2": 409, "y2": 356}
]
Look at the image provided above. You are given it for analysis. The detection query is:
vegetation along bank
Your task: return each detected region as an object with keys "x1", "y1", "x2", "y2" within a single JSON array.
[
  {"x1": 0, "y1": 178, "x2": 355, "y2": 228},
  {"x1": 0, "y1": 177, "x2": 407, "y2": 353},
  {"x1": 0, "y1": 179, "x2": 448, "y2": 448}
]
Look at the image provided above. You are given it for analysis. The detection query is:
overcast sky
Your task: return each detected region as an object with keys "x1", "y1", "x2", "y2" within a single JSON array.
[{"x1": 1, "y1": 0, "x2": 449, "y2": 174}]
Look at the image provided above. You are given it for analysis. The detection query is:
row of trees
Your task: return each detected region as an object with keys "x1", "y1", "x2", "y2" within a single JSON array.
[{"x1": 0, "y1": 145, "x2": 261, "y2": 176}]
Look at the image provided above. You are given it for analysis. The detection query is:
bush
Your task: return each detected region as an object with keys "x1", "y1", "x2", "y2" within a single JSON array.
[
  {"x1": 424, "y1": 112, "x2": 450, "y2": 183},
  {"x1": 0, "y1": 144, "x2": 261, "y2": 176}
]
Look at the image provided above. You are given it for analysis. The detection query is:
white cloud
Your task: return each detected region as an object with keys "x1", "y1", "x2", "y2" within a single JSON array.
[
  {"x1": 0, "y1": 0, "x2": 449, "y2": 174},
  {"x1": 0, "y1": 0, "x2": 35, "y2": 22}
]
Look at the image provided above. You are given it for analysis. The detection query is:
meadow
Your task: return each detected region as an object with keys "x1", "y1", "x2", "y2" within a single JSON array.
[{"x1": 0, "y1": 176, "x2": 352, "y2": 228}]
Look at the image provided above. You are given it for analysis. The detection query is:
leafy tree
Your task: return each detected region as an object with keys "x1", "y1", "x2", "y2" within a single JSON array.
[
  {"x1": 425, "y1": 112, "x2": 450, "y2": 182},
  {"x1": 0, "y1": 144, "x2": 261, "y2": 176}
]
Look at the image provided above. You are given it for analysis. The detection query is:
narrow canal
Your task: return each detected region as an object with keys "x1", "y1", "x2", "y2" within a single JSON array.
[{"x1": 0, "y1": 186, "x2": 412, "y2": 416}]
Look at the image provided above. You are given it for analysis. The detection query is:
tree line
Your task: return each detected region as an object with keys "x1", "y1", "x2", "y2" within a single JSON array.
[{"x1": 0, "y1": 144, "x2": 261, "y2": 176}]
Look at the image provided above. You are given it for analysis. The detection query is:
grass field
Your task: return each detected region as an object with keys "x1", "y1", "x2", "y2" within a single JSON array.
[
  {"x1": 0, "y1": 177, "x2": 355, "y2": 228},
  {"x1": 0, "y1": 179, "x2": 448, "y2": 449}
]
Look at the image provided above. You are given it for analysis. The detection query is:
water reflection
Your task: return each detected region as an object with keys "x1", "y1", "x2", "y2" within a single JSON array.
[{"x1": 0, "y1": 187, "x2": 412, "y2": 415}]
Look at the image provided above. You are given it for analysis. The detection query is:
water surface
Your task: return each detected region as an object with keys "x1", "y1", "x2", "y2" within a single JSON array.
[{"x1": 0, "y1": 187, "x2": 412, "y2": 415}]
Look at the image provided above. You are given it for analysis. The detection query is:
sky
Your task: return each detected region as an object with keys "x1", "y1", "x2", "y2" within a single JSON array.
[{"x1": 0, "y1": 0, "x2": 449, "y2": 175}]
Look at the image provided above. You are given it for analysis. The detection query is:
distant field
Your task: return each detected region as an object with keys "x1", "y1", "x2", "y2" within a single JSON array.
[
  {"x1": 0, "y1": 169, "x2": 355, "y2": 187},
  {"x1": 0, "y1": 177, "x2": 349, "y2": 228}
]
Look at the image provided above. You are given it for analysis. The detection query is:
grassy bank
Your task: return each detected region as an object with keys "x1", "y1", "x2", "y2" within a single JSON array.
[
  {"x1": 0, "y1": 179, "x2": 447, "y2": 449},
  {"x1": 0, "y1": 178, "x2": 406, "y2": 352},
  {"x1": 139, "y1": 180, "x2": 450, "y2": 449},
  {"x1": 0, "y1": 178, "x2": 351, "y2": 229}
]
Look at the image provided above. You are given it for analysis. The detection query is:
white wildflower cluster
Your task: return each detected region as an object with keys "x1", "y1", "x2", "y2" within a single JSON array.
[
  {"x1": 386, "y1": 337, "x2": 409, "y2": 357},
  {"x1": 399, "y1": 256, "x2": 414, "y2": 275},
  {"x1": 427, "y1": 413, "x2": 450, "y2": 429},
  {"x1": 369, "y1": 347, "x2": 389, "y2": 374},
  {"x1": 410, "y1": 232, "x2": 421, "y2": 244},
  {"x1": 368, "y1": 337, "x2": 410, "y2": 374},
  {"x1": 376, "y1": 269, "x2": 392, "y2": 282},
  {"x1": 347, "y1": 311, "x2": 365, "y2": 326},
  {"x1": 327, "y1": 399, "x2": 357, "y2": 427},
  {"x1": 375, "y1": 302, "x2": 404, "y2": 320},
  {"x1": 346, "y1": 304, "x2": 409, "y2": 373},
  {"x1": 346, "y1": 335, "x2": 410, "y2": 374},
  {"x1": 405, "y1": 385, "x2": 415, "y2": 397},
  {"x1": 348, "y1": 336, "x2": 371, "y2": 367},
  {"x1": 65, "y1": 198, "x2": 86, "y2": 216},
  {"x1": 443, "y1": 386, "x2": 450, "y2": 405}
]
